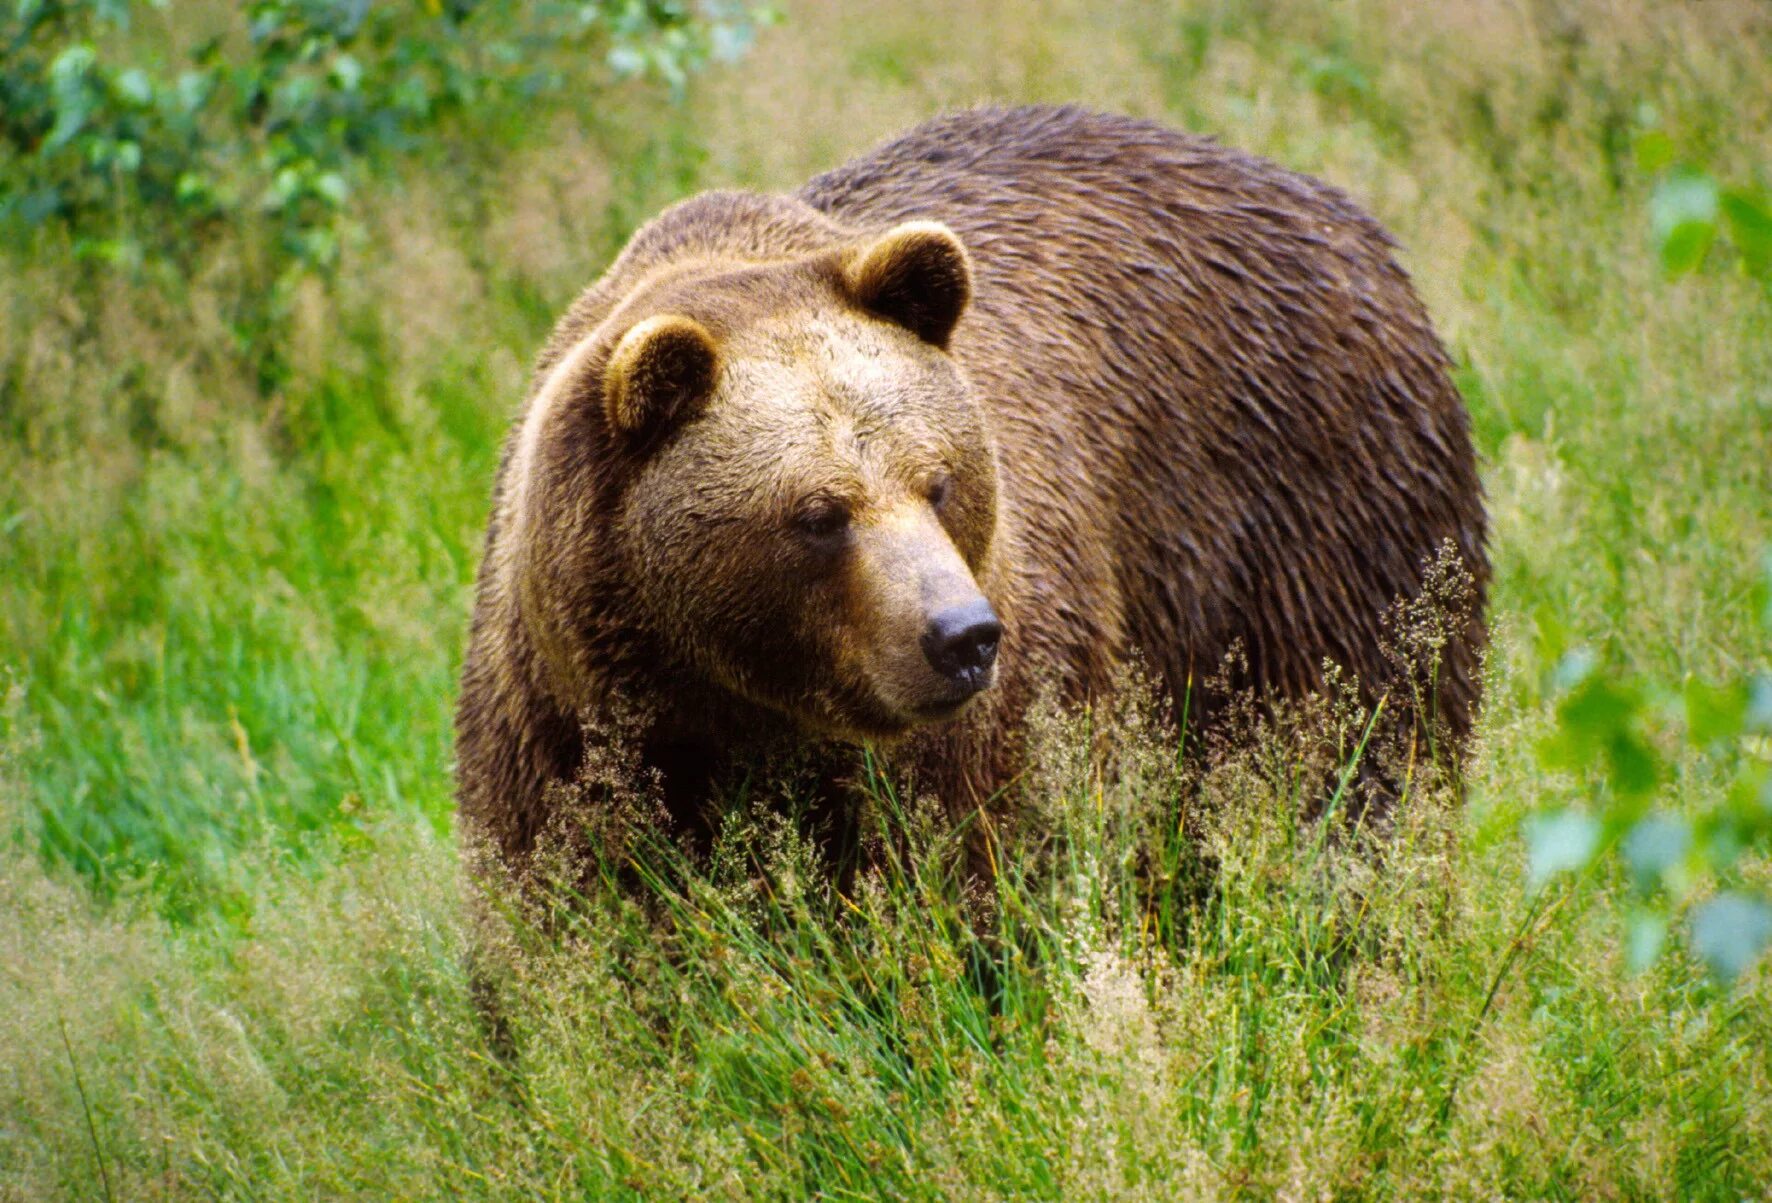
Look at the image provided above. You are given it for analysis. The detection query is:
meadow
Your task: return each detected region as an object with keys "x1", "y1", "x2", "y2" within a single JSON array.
[{"x1": 3, "y1": 1, "x2": 1770, "y2": 1197}]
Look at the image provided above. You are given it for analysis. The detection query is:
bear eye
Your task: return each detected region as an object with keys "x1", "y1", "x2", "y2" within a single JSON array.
[
  {"x1": 926, "y1": 474, "x2": 954, "y2": 510},
  {"x1": 793, "y1": 498, "x2": 851, "y2": 543}
]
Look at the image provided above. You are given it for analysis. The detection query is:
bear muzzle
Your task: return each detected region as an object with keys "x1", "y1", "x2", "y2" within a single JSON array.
[
  {"x1": 857, "y1": 588, "x2": 1001, "y2": 730},
  {"x1": 918, "y1": 598, "x2": 1001, "y2": 709},
  {"x1": 844, "y1": 501, "x2": 1001, "y2": 728}
]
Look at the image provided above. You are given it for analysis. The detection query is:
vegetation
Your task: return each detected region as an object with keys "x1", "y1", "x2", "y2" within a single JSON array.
[{"x1": 3, "y1": 0, "x2": 1769, "y2": 1197}]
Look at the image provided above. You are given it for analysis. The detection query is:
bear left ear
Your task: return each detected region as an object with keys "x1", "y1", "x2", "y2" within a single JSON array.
[
  {"x1": 845, "y1": 221, "x2": 972, "y2": 349},
  {"x1": 603, "y1": 315, "x2": 720, "y2": 438}
]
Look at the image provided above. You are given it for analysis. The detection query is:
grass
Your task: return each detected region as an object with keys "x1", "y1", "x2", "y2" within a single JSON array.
[{"x1": 3, "y1": 0, "x2": 1770, "y2": 1197}]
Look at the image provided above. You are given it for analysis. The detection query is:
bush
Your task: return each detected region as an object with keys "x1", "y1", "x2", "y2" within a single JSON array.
[{"x1": 0, "y1": 0, "x2": 771, "y2": 272}]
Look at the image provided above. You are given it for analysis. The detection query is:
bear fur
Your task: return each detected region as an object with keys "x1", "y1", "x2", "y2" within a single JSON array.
[{"x1": 455, "y1": 104, "x2": 1488, "y2": 873}]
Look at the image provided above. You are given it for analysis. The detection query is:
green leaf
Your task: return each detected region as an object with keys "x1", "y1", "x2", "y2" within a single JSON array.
[
  {"x1": 175, "y1": 70, "x2": 213, "y2": 116},
  {"x1": 73, "y1": 236, "x2": 139, "y2": 265},
  {"x1": 1605, "y1": 729, "x2": 1662, "y2": 801},
  {"x1": 45, "y1": 105, "x2": 90, "y2": 154},
  {"x1": 48, "y1": 43, "x2": 97, "y2": 89},
  {"x1": 1689, "y1": 892, "x2": 1772, "y2": 981},
  {"x1": 1537, "y1": 664, "x2": 1670, "y2": 804},
  {"x1": 1622, "y1": 813, "x2": 1689, "y2": 892},
  {"x1": 1720, "y1": 189, "x2": 1772, "y2": 278},
  {"x1": 1548, "y1": 645, "x2": 1596, "y2": 692},
  {"x1": 1723, "y1": 761, "x2": 1772, "y2": 824},
  {"x1": 331, "y1": 52, "x2": 364, "y2": 91},
  {"x1": 113, "y1": 67, "x2": 153, "y2": 107},
  {"x1": 45, "y1": 44, "x2": 98, "y2": 152},
  {"x1": 1651, "y1": 171, "x2": 1720, "y2": 276},
  {"x1": 1652, "y1": 170, "x2": 1721, "y2": 239},
  {"x1": 1560, "y1": 675, "x2": 1639, "y2": 742},
  {"x1": 1540, "y1": 672, "x2": 1663, "y2": 800},
  {"x1": 1627, "y1": 909, "x2": 1668, "y2": 972},
  {"x1": 1684, "y1": 678, "x2": 1748, "y2": 746},
  {"x1": 1526, "y1": 809, "x2": 1601, "y2": 885},
  {"x1": 266, "y1": 166, "x2": 303, "y2": 210},
  {"x1": 175, "y1": 171, "x2": 211, "y2": 204},
  {"x1": 1748, "y1": 675, "x2": 1772, "y2": 733},
  {"x1": 607, "y1": 44, "x2": 648, "y2": 77},
  {"x1": 1659, "y1": 221, "x2": 1715, "y2": 276},
  {"x1": 293, "y1": 225, "x2": 339, "y2": 268},
  {"x1": 314, "y1": 171, "x2": 349, "y2": 206},
  {"x1": 270, "y1": 72, "x2": 319, "y2": 123}
]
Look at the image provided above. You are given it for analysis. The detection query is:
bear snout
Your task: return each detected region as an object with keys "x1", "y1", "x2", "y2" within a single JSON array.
[{"x1": 920, "y1": 598, "x2": 1001, "y2": 689}]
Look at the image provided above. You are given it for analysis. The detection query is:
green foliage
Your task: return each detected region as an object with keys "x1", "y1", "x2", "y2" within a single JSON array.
[
  {"x1": 1526, "y1": 554, "x2": 1772, "y2": 980},
  {"x1": 1634, "y1": 121, "x2": 1772, "y2": 280},
  {"x1": 0, "y1": 0, "x2": 771, "y2": 270}
]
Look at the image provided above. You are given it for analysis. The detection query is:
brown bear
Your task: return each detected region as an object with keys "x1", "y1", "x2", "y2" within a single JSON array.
[{"x1": 454, "y1": 104, "x2": 1488, "y2": 876}]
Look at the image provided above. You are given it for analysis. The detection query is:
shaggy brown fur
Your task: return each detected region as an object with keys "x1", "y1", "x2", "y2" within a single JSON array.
[{"x1": 455, "y1": 104, "x2": 1488, "y2": 872}]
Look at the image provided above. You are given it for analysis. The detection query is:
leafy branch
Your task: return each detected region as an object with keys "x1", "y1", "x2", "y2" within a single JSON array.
[
  {"x1": 1526, "y1": 553, "x2": 1772, "y2": 981},
  {"x1": 1, "y1": 0, "x2": 774, "y2": 271}
]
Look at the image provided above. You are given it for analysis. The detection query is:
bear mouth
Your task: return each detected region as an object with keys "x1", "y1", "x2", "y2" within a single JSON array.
[
  {"x1": 907, "y1": 667, "x2": 995, "y2": 723},
  {"x1": 821, "y1": 660, "x2": 996, "y2": 739}
]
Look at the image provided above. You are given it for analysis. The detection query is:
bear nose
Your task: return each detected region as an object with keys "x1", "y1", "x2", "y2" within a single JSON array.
[{"x1": 921, "y1": 598, "x2": 1002, "y2": 684}]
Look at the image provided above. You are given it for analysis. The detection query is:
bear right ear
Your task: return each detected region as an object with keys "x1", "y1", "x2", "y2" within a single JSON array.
[
  {"x1": 845, "y1": 221, "x2": 972, "y2": 349},
  {"x1": 603, "y1": 315, "x2": 719, "y2": 438}
]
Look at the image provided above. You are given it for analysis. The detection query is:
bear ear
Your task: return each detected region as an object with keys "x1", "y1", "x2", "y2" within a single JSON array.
[
  {"x1": 845, "y1": 221, "x2": 972, "y2": 349},
  {"x1": 603, "y1": 315, "x2": 720, "y2": 438}
]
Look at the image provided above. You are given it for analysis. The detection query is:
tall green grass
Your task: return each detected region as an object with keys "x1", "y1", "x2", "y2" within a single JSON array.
[{"x1": 3, "y1": 0, "x2": 1770, "y2": 1197}]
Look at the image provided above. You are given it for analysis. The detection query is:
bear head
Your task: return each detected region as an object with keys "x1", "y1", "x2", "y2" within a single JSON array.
[{"x1": 502, "y1": 219, "x2": 1004, "y2": 741}]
